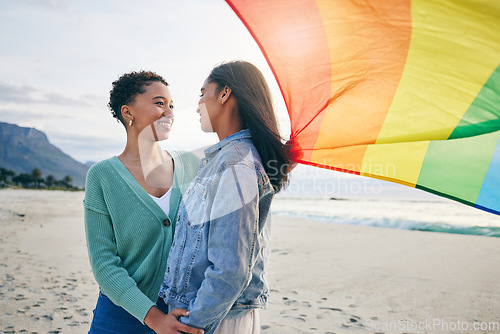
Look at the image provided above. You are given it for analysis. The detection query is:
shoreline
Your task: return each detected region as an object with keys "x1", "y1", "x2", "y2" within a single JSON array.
[
  {"x1": 1, "y1": 189, "x2": 499, "y2": 333},
  {"x1": 272, "y1": 196, "x2": 500, "y2": 238}
]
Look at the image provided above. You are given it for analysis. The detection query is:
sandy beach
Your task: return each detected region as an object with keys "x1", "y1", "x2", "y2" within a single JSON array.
[{"x1": 1, "y1": 189, "x2": 499, "y2": 333}]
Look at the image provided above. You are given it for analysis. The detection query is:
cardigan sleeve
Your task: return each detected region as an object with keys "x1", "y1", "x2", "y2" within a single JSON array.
[
  {"x1": 84, "y1": 165, "x2": 155, "y2": 323},
  {"x1": 176, "y1": 150, "x2": 201, "y2": 189}
]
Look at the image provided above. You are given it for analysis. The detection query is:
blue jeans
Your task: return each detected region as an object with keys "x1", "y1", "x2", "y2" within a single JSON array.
[{"x1": 89, "y1": 292, "x2": 169, "y2": 334}]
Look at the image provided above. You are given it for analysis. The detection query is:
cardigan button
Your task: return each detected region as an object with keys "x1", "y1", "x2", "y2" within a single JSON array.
[{"x1": 163, "y1": 218, "x2": 171, "y2": 227}]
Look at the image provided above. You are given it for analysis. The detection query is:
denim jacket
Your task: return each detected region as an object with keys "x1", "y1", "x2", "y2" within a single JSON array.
[{"x1": 159, "y1": 129, "x2": 274, "y2": 333}]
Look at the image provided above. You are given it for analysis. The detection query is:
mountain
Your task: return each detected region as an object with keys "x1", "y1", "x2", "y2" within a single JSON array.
[{"x1": 0, "y1": 122, "x2": 89, "y2": 187}]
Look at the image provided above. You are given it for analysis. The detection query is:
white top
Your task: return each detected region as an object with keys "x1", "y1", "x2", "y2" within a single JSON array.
[{"x1": 149, "y1": 188, "x2": 172, "y2": 216}]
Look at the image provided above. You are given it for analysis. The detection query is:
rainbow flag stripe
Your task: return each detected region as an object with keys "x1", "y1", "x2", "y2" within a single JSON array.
[{"x1": 226, "y1": 0, "x2": 500, "y2": 215}]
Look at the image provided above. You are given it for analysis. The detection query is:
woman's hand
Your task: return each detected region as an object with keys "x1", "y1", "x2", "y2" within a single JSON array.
[{"x1": 144, "y1": 306, "x2": 204, "y2": 334}]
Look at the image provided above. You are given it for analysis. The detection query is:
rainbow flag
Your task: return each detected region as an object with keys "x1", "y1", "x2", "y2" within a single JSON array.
[{"x1": 226, "y1": 0, "x2": 500, "y2": 215}]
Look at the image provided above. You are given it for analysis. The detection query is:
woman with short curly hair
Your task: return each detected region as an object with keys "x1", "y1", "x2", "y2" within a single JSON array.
[{"x1": 84, "y1": 71, "x2": 203, "y2": 334}]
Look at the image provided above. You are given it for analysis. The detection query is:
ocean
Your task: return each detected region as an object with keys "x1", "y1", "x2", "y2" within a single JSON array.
[{"x1": 272, "y1": 166, "x2": 500, "y2": 237}]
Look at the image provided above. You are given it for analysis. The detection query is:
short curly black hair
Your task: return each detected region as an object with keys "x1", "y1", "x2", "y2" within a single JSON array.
[{"x1": 108, "y1": 70, "x2": 168, "y2": 127}]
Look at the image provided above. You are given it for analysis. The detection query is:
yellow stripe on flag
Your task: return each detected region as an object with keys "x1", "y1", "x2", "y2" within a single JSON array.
[
  {"x1": 377, "y1": 0, "x2": 500, "y2": 144},
  {"x1": 361, "y1": 141, "x2": 430, "y2": 186}
]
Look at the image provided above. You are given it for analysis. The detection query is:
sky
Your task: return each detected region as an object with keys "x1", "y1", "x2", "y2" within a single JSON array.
[
  {"x1": 2, "y1": 0, "x2": 496, "y2": 210},
  {"x1": 0, "y1": 0, "x2": 471, "y2": 201},
  {"x1": 0, "y1": 0, "x2": 290, "y2": 163}
]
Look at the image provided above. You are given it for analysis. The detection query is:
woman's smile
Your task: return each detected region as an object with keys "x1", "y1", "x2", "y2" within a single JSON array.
[{"x1": 156, "y1": 114, "x2": 174, "y2": 132}]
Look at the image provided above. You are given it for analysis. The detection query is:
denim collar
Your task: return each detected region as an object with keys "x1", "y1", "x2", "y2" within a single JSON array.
[{"x1": 204, "y1": 129, "x2": 252, "y2": 157}]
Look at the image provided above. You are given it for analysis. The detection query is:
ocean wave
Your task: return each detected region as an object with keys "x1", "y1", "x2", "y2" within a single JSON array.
[{"x1": 272, "y1": 210, "x2": 500, "y2": 238}]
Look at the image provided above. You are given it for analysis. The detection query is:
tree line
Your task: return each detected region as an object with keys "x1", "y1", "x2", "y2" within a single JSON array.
[{"x1": 0, "y1": 167, "x2": 78, "y2": 190}]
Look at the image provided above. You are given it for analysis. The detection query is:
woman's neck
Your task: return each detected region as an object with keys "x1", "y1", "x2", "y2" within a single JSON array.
[
  {"x1": 120, "y1": 127, "x2": 166, "y2": 166},
  {"x1": 216, "y1": 104, "x2": 244, "y2": 141},
  {"x1": 118, "y1": 126, "x2": 173, "y2": 191}
]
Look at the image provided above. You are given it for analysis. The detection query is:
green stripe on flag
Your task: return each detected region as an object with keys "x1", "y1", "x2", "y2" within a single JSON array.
[
  {"x1": 417, "y1": 131, "x2": 500, "y2": 204},
  {"x1": 450, "y1": 65, "x2": 500, "y2": 139}
]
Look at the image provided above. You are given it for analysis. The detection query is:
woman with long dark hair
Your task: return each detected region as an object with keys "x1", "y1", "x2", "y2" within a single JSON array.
[{"x1": 159, "y1": 61, "x2": 293, "y2": 334}]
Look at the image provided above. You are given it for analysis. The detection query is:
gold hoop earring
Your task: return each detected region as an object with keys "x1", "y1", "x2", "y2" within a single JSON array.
[{"x1": 129, "y1": 119, "x2": 133, "y2": 126}]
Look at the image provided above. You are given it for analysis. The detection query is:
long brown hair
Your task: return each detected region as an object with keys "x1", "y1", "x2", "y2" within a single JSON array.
[{"x1": 208, "y1": 61, "x2": 292, "y2": 192}]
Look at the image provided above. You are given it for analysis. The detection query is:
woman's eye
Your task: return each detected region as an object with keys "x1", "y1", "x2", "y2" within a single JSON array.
[
  {"x1": 156, "y1": 101, "x2": 164, "y2": 106},
  {"x1": 169, "y1": 105, "x2": 175, "y2": 110},
  {"x1": 199, "y1": 94, "x2": 204, "y2": 97}
]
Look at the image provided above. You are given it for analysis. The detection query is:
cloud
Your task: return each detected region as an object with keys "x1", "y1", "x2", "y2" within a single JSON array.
[
  {"x1": 23, "y1": 0, "x2": 67, "y2": 10},
  {"x1": 0, "y1": 82, "x2": 96, "y2": 106},
  {"x1": 0, "y1": 83, "x2": 38, "y2": 103},
  {"x1": 0, "y1": 108, "x2": 54, "y2": 122},
  {"x1": 43, "y1": 92, "x2": 91, "y2": 106},
  {"x1": 26, "y1": 126, "x2": 124, "y2": 163}
]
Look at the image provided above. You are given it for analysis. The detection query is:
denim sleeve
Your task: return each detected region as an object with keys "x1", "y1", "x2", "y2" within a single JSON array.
[{"x1": 181, "y1": 163, "x2": 260, "y2": 333}]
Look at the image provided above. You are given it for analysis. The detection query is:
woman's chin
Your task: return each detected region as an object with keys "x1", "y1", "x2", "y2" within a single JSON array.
[
  {"x1": 200, "y1": 124, "x2": 214, "y2": 133},
  {"x1": 155, "y1": 132, "x2": 171, "y2": 141}
]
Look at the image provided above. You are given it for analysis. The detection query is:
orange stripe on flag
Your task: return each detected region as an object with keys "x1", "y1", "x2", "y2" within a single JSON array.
[{"x1": 311, "y1": 0, "x2": 412, "y2": 170}]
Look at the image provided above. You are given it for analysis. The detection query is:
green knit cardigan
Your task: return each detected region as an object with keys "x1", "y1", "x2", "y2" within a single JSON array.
[{"x1": 84, "y1": 151, "x2": 199, "y2": 323}]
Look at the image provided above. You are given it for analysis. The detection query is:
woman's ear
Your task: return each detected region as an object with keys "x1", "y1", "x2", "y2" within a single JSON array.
[
  {"x1": 220, "y1": 86, "x2": 232, "y2": 104},
  {"x1": 121, "y1": 105, "x2": 132, "y2": 121}
]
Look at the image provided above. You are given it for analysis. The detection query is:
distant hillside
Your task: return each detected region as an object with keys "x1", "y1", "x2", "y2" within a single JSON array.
[{"x1": 0, "y1": 122, "x2": 88, "y2": 187}]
